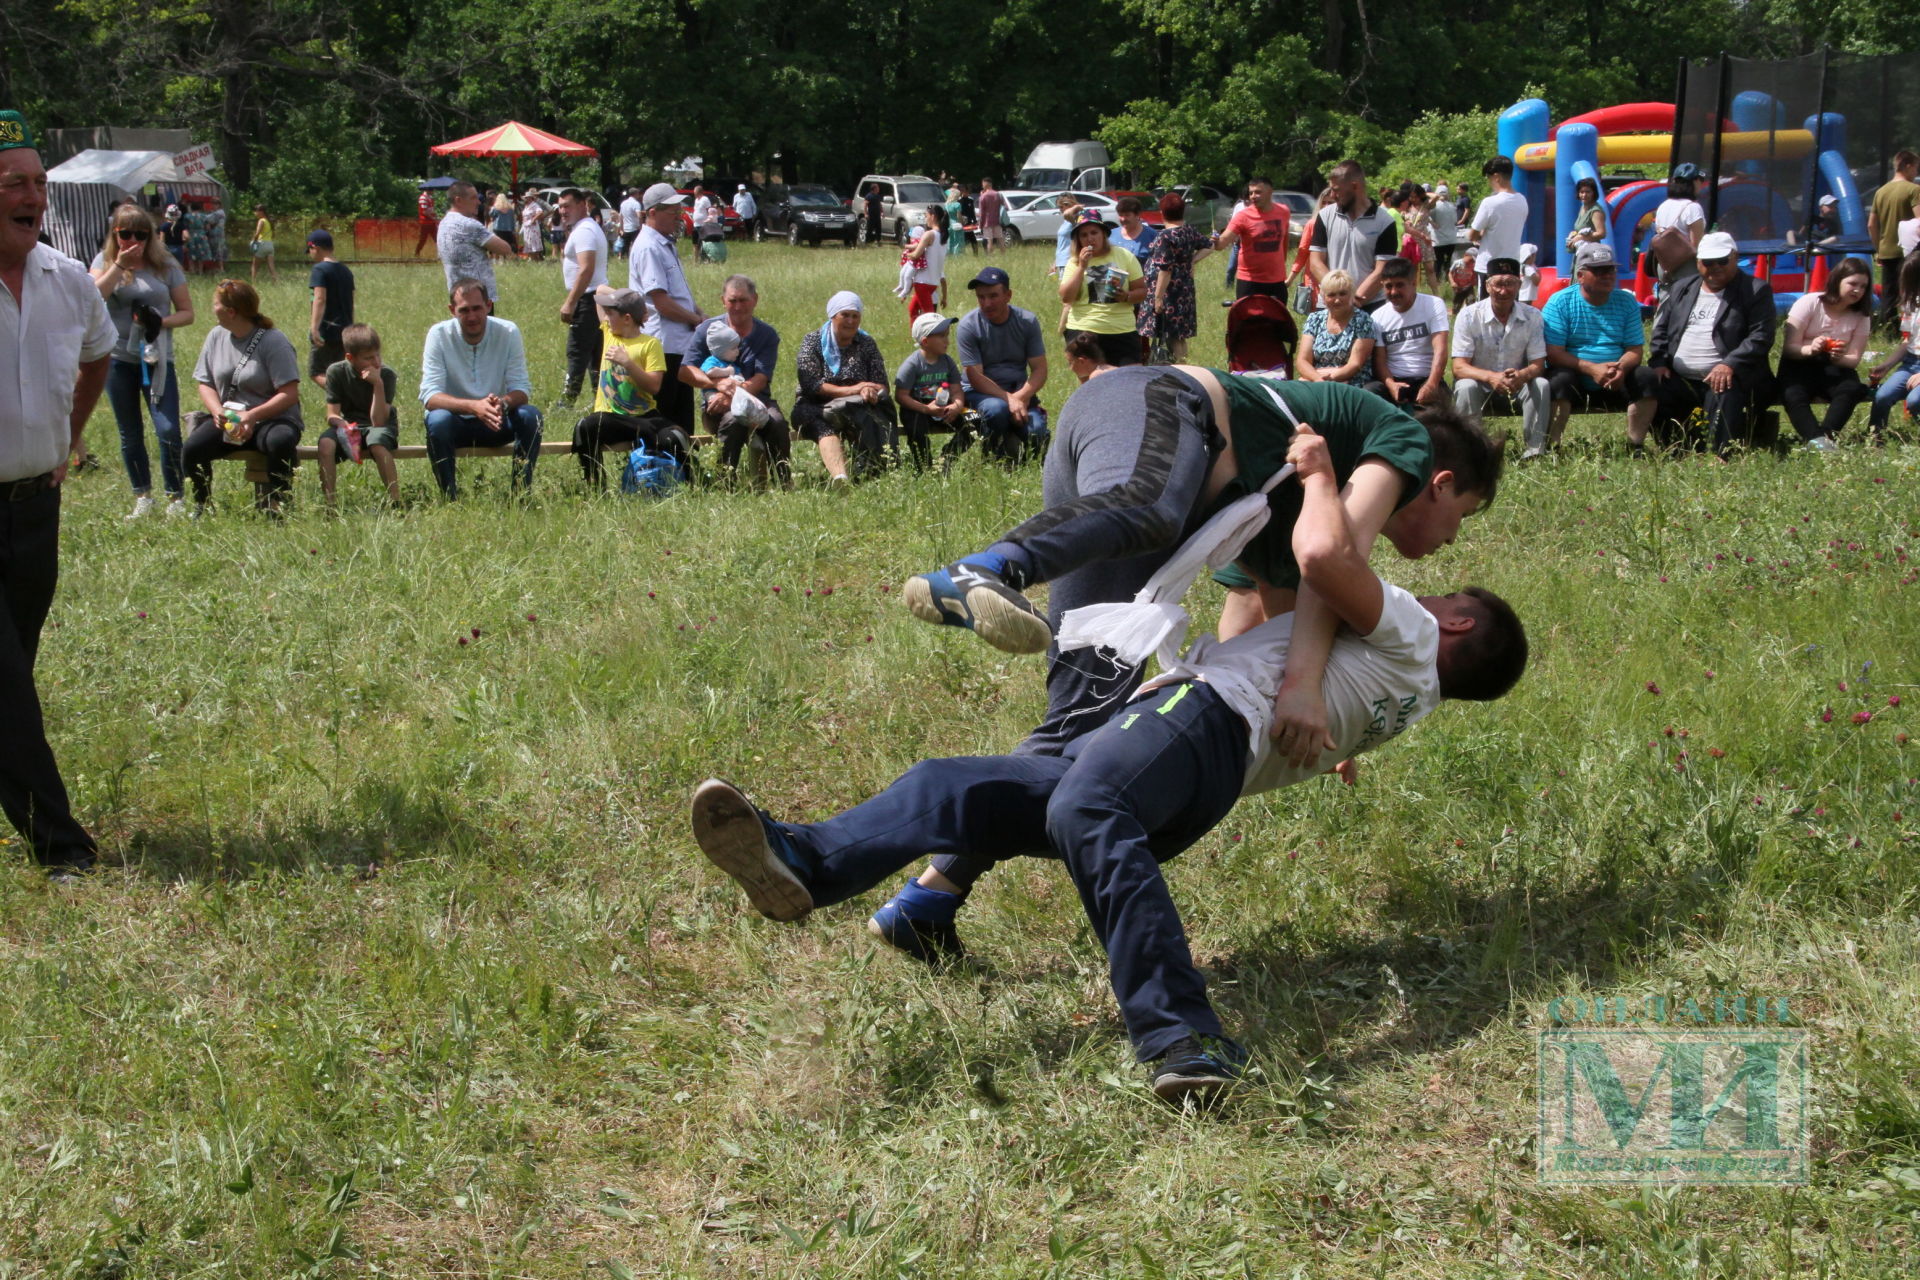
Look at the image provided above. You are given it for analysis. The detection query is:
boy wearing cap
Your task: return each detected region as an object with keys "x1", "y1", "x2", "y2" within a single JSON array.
[
  {"x1": 1646, "y1": 231, "x2": 1776, "y2": 457},
  {"x1": 894, "y1": 313, "x2": 969, "y2": 469},
  {"x1": 571, "y1": 285, "x2": 684, "y2": 488},
  {"x1": 1542, "y1": 241, "x2": 1658, "y2": 450},
  {"x1": 305, "y1": 229, "x2": 354, "y2": 389}
]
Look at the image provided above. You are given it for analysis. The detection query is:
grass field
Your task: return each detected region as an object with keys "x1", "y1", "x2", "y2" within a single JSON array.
[{"x1": 7, "y1": 238, "x2": 1920, "y2": 1278}]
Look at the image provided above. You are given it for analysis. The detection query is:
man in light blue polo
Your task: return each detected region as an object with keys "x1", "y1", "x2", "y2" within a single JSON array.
[
  {"x1": 633, "y1": 182, "x2": 706, "y2": 435},
  {"x1": 419, "y1": 277, "x2": 541, "y2": 498}
]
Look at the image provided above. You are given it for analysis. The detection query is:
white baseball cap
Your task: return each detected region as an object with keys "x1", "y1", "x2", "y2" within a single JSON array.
[
  {"x1": 1697, "y1": 231, "x2": 1738, "y2": 260},
  {"x1": 911, "y1": 313, "x2": 953, "y2": 343}
]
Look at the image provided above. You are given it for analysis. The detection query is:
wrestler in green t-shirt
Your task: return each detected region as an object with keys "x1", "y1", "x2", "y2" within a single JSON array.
[{"x1": 1204, "y1": 372, "x2": 1433, "y2": 591}]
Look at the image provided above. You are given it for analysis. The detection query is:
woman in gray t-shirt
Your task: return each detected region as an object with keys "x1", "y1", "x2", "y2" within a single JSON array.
[
  {"x1": 88, "y1": 205, "x2": 195, "y2": 518},
  {"x1": 182, "y1": 279, "x2": 304, "y2": 513}
]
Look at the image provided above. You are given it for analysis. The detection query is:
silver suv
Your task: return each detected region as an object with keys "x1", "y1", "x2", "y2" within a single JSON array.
[{"x1": 853, "y1": 174, "x2": 947, "y2": 245}]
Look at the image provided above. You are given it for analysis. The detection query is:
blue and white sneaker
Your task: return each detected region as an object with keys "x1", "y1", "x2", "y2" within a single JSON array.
[
  {"x1": 903, "y1": 555, "x2": 1051, "y2": 654},
  {"x1": 689, "y1": 779, "x2": 813, "y2": 922},
  {"x1": 867, "y1": 890, "x2": 967, "y2": 966},
  {"x1": 1149, "y1": 1035, "x2": 1250, "y2": 1105}
]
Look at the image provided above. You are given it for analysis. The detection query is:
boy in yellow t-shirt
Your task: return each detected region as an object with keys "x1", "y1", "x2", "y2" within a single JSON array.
[{"x1": 571, "y1": 285, "x2": 688, "y2": 488}]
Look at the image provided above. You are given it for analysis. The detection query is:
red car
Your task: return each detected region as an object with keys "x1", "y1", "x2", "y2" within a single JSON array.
[{"x1": 677, "y1": 188, "x2": 744, "y2": 238}]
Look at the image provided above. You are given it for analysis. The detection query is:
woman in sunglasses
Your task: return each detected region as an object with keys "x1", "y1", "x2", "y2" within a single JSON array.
[{"x1": 88, "y1": 204, "x2": 195, "y2": 518}]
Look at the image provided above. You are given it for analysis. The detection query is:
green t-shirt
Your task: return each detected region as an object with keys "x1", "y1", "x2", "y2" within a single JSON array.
[
  {"x1": 1872, "y1": 177, "x2": 1919, "y2": 258},
  {"x1": 1206, "y1": 371, "x2": 1432, "y2": 589},
  {"x1": 324, "y1": 361, "x2": 399, "y2": 429}
]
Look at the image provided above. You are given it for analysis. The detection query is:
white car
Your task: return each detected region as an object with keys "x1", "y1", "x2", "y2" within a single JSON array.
[{"x1": 1002, "y1": 191, "x2": 1120, "y2": 245}]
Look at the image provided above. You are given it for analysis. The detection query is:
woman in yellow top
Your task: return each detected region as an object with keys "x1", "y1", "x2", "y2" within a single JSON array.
[
  {"x1": 249, "y1": 204, "x2": 277, "y2": 282},
  {"x1": 570, "y1": 285, "x2": 689, "y2": 489},
  {"x1": 1057, "y1": 207, "x2": 1147, "y2": 367}
]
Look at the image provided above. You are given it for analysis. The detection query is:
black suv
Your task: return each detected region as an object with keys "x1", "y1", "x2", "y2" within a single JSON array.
[{"x1": 759, "y1": 184, "x2": 858, "y2": 246}]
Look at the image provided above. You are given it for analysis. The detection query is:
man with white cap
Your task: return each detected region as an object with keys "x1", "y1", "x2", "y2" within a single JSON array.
[
  {"x1": 1645, "y1": 230, "x2": 1776, "y2": 457},
  {"x1": 731, "y1": 184, "x2": 758, "y2": 237},
  {"x1": 0, "y1": 109, "x2": 116, "y2": 879},
  {"x1": 1542, "y1": 240, "x2": 1658, "y2": 452},
  {"x1": 632, "y1": 181, "x2": 707, "y2": 435}
]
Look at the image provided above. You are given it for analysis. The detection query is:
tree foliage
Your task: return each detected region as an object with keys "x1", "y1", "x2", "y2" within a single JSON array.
[{"x1": 1, "y1": 0, "x2": 1908, "y2": 216}]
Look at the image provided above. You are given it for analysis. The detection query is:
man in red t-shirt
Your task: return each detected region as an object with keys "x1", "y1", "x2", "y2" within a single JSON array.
[
  {"x1": 1212, "y1": 176, "x2": 1291, "y2": 299},
  {"x1": 413, "y1": 187, "x2": 440, "y2": 257}
]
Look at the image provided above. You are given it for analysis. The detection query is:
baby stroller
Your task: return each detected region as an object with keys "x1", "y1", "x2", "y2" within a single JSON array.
[{"x1": 1224, "y1": 294, "x2": 1298, "y2": 375}]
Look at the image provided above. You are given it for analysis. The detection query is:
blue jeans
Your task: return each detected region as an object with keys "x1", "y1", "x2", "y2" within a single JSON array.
[
  {"x1": 963, "y1": 391, "x2": 1049, "y2": 459},
  {"x1": 105, "y1": 358, "x2": 183, "y2": 497},
  {"x1": 774, "y1": 680, "x2": 1249, "y2": 1060},
  {"x1": 1871, "y1": 354, "x2": 1920, "y2": 431},
  {"x1": 423, "y1": 404, "x2": 544, "y2": 497}
]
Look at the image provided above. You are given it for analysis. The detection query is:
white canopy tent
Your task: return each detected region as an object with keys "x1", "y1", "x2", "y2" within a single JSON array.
[{"x1": 44, "y1": 149, "x2": 225, "y2": 262}]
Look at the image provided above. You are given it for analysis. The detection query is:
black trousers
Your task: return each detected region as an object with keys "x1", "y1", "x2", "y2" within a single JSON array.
[
  {"x1": 0, "y1": 483, "x2": 94, "y2": 868},
  {"x1": 1881, "y1": 258, "x2": 1905, "y2": 334},
  {"x1": 571, "y1": 412, "x2": 690, "y2": 487},
  {"x1": 1777, "y1": 356, "x2": 1871, "y2": 441},
  {"x1": 564, "y1": 302, "x2": 604, "y2": 401},
  {"x1": 657, "y1": 353, "x2": 695, "y2": 434},
  {"x1": 182, "y1": 414, "x2": 302, "y2": 505},
  {"x1": 1648, "y1": 368, "x2": 1760, "y2": 455}
]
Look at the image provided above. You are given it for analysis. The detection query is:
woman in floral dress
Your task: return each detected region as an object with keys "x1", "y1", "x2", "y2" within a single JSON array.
[{"x1": 1137, "y1": 192, "x2": 1213, "y2": 362}]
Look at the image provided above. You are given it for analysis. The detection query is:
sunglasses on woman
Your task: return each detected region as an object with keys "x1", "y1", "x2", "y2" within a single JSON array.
[{"x1": 116, "y1": 228, "x2": 152, "y2": 241}]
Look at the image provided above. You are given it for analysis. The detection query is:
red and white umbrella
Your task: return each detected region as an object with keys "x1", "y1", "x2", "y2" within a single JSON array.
[{"x1": 430, "y1": 121, "x2": 597, "y2": 186}]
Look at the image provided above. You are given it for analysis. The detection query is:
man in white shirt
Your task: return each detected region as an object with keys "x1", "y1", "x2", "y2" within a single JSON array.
[
  {"x1": 1645, "y1": 231, "x2": 1776, "y2": 457},
  {"x1": 1368, "y1": 258, "x2": 1451, "y2": 406},
  {"x1": 1450, "y1": 255, "x2": 1550, "y2": 457},
  {"x1": 634, "y1": 183, "x2": 708, "y2": 433},
  {"x1": 731, "y1": 184, "x2": 758, "y2": 237},
  {"x1": 555, "y1": 188, "x2": 608, "y2": 406},
  {"x1": 1467, "y1": 155, "x2": 1528, "y2": 296},
  {"x1": 616, "y1": 185, "x2": 643, "y2": 255},
  {"x1": 419, "y1": 279, "x2": 541, "y2": 498},
  {"x1": 687, "y1": 422, "x2": 1527, "y2": 1104},
  {"x1": 0, "y1": 111, "x2": 115, "y2": 878}
]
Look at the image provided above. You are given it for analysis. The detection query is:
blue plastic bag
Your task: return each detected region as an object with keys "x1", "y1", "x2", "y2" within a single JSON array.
[{"x1": 619, "y1": 442, "x2": 686, "y2": 496}]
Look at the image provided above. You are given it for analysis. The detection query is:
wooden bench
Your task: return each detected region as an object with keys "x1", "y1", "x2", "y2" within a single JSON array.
[{"x1": 226, "y1": 437, "x2": 718, "y2": 485}]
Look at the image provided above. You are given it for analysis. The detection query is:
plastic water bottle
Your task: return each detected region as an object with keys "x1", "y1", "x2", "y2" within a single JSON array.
[{"x1": 933, "y1": 382, "x2": 951, "y2": 408}]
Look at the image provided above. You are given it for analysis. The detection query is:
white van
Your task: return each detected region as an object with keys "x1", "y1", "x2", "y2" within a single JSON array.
[{"x1": 1015, "y1": 141, "x2": 1111, "y2": 193}]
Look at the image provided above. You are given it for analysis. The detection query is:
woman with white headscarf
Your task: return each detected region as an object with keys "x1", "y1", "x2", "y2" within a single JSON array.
[{"x1": 792, "y1": 290, "x2": 896, "y2": 481}]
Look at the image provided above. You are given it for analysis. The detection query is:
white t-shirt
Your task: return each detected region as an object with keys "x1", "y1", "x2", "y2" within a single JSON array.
[
  {"x1": 912, "y1": 231, "x2": 947, "y2": 287},
  {"x1": 0, "y1": 244, "x2": 117, "y2": 481},
  {"x1": 562, "y1": 217, "x2": 609, "y2": 294},
  {"x1": 1374, "y1": 292, "x2": 1451, "y2": 379},
  {"x1": 1900, "y1": 216, "x2": 1920, "y2": 257},
  {"x1": 618, "y1": 196, "x2": 643, "y2": 234},
  {"x1": 1671, "y1": 283, "x2": 1726, "y2": 378},
  {"x1": 1139, "y1": 582, "x2": 1442, "y2": 795},
  {"x1": 1654, "y1": 198, "x2": 1706, "y2": 236},
  {"x1": 1470, "y1": 189, "x2": 1528, "y2": 269},
  {"x1": 692, "y1": 196, "x2": 717, "y2": 230}
]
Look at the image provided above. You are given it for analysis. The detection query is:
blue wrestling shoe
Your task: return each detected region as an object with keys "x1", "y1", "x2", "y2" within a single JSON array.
[
  {"x1": 689, "y1": 779, "x2": 813, "y2": 922},
  {"x1": 903, "y1": 553, "x2": 1052, "y2": 655},
  {"x1": 867, "y1": 882, "x2": 967, "y2": 966},
  {"x1": 1149, "y1": 1035, "x2": 1250, "y2": 1106}
]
